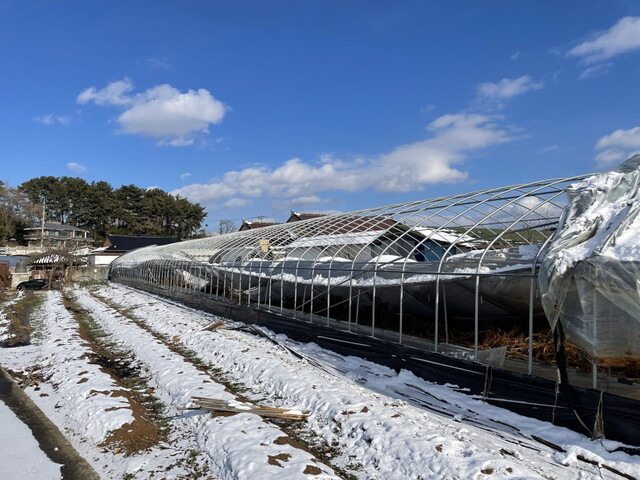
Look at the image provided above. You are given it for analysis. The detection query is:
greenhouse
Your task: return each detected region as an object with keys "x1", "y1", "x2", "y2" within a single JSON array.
[
  {"x1": 108, "y1": 156, "x2": 640, "y2": 443},
  {"x1": 110, "y1": 155, "x2": 640, "y2": 369}
]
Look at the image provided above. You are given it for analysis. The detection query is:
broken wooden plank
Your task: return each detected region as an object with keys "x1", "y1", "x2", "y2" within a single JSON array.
[
  {"x1": 187, "y1": 396, "x2": 309, "y2": 420},
  {"x1": 201, "y1": 320, "x2": 226, "y2": 331}
]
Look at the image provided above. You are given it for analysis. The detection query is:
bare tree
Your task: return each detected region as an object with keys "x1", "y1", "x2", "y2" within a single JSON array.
[
  {"x1": 0, "y1": 182, "x2": 38, "y2": 243},
  {"x1": 218, "y1": 219, "x2": 237, "y2": 235}
]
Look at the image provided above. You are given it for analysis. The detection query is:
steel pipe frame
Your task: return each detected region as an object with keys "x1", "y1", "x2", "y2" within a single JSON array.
[{"x1": 109, "y1": 173, "x2": 591, "y2": 364}]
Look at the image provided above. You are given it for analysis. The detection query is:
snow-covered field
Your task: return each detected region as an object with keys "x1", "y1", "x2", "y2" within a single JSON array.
[
  {"x1": 1, "y1": 284, "x2": 639, "y2": 479},
  {"x1": 0, "y1": 400, "x2": 61, "y2": 479}
]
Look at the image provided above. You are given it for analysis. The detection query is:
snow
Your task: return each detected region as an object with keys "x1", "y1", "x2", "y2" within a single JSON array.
[
  {"x1": 73, "y1": 287, "x2": 338, "y2": 480},
  {"x1": 36, "y1": 292, "x2": 135, "y2": 443},
  {"x1": 414, "y1": 227, "x2": 483, "y2": 247},
  {"x1": 95, "y1": 283, "x2": 640, "y2": 479},
  {"x1": 2, "y1": 285, "x2": 640, "y2": 479},
  {"x1": 546, "y1": 167, "x2": 640, "y2": 274},
  {"x1": 0, "y1": 400, "x2": 61, "y2": 479},
  {"x1": 286, "y1": 231, "x2": 384, "y2": 248},
  {"x1": 1, "y1": 292, "x2": 221, "y2": 479}
]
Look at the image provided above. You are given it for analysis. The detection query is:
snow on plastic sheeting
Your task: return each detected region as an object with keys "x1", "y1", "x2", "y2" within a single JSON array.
[{"x1": 539, "y1": 154, "x2": 640, "y2": 359}]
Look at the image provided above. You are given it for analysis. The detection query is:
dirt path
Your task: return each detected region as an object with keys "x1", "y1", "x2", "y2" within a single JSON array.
[{"x1": 0, "y1": 366, "x2": 100, "y2": 480}]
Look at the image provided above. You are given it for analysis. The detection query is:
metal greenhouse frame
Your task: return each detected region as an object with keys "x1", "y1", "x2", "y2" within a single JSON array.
[
  {"x1": 110, "y1": 173, "x2": 593, "y2": 374},
  {"x1": 107, "y1": 164, "x2": 640, "y2": 446}
]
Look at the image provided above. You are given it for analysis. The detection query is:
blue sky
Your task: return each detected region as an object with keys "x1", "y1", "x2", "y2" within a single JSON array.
[{"x1": 2, "y1": 1, "x2": 640, "y2": 228}]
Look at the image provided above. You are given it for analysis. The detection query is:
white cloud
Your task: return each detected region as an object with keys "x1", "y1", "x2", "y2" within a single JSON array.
[
  {"x1": 35, "y1": 114, "x2": 71, "y2": 125},
  {"x1": 594, "y1": 126, "x2": 640, "y2": 166},
  {"x1": 180, "y1": 172, "x2": 192, "y2": 180},
  {"x1": 78, "y1": 79, "x2": 227, "y2": 145},
  {"x1": 222, "y1": 198, "x2": 252, "y2": 209},
  {"x1": 420, "y1": 104, "x2": 436, "y2": 113},
  {"x1": 66, "y1": 162, "x2": 86, "y2": 172},
  {"x1": 173, "y1": 113, "x2": 511, "y2": 209},
  {"x1": 289, "y1": 195, "x2": 331, "y2": 207},
  {"x1": 510, "y1": 51, "x2": 520, "y2": 60},
  {"x1": 77, "y1": 78, "x2": 134, "y2": 106},
  {"x1": 160, "y1": 137, "x2": 195, "y2": 147},
  {"x1": 147, "y1": 57, "x2": 171, "y2": 69},
  {"x1": 567, "y1": 16, "x2": 640, "y2": 64},
  {"x1": 578, "y1": 62, "x2": 613, "y2": 80},
  {"x1": 539, "y1": 145, "x2": 559, "y2": 153},
  {"x1": 476, "y1": 76, "x2": 543, "y2": 100}
]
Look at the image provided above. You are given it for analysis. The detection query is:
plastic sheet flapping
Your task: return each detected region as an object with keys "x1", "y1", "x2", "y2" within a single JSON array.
[{"x1": 538, "y1": 155, "x2": 640, "y2": 359}]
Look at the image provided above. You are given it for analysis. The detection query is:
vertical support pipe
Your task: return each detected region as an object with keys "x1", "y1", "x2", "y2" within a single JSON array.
[
  {"x1": 474, "y1": 275, "x2": 480, "y2": 361},
  {"x1": 443, "y1": 284, "x2": 449, "y2": 345},
  {"x1": 528, "y1": 276, "x2": 535, "y2": 375},
  {"x1": 347, "y1": 277, "x2": 354, "y2": 332},
  {"x1": 434, "y1": 282, "x2": 439, "y2": 353},
  {"x1": 310, "y1": 267, "x2": 315, "y2": 320},
  {"x1": 235, "y1": 268, "x2": 240, "y2": 305},
  {"x1": 293, "y1": 264, "x2": 299, "y2": 319},
  {"x1": 326, "y1": 270, "x2": 331, "y2": 327},
  {"x1": 399, "y1": 277, "x2": 404, "y2": 345},
  {"x1": 257, "y1": 262, "x2": 262, "y2": 308},
  {"x1": 279, "y1": 261, "x2": 286, "y2": 314},
  {"x1": 434, "y1": 276, "x2": 441, "y2": 353},
  {"x1": 246, "y1": 263, "x2": 251, "y2": 307},
  {"x1": 592, "y1": 274, "x2": 598, "y2": 389},
  {"x1": 371, "y1": 279, "x2": 376, "y2": 338}
]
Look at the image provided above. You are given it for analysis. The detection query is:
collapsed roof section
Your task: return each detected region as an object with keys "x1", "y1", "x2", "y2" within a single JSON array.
[{"x1": 112, "y1": 172, "x2": 584, "y2": 273}]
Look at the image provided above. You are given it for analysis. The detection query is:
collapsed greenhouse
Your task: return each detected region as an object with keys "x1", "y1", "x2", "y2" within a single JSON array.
[{"x1": 109, "y1": 155, "x2": 640, "y2": 446}]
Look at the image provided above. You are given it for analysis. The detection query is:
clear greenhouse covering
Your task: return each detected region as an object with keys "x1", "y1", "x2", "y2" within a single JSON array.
[{"x1": 110, "y1": 156, "x2": 640, "y2": 367}]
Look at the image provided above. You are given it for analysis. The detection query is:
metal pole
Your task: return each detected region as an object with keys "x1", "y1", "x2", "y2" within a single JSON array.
[
  {"x1": 40, "y1": 201, "x2": 45, "y2": 252},
  {"x1": 443, "y1": 284, "x2": 449, "y2": 345},
  {"x1": 293, "y1": 264, "x2": 299, "y2": 319},
  {"x1": 371, "y1": 279, "x2": 376, "y2": 338},
  {"x1": 474, "y1": 275, "x2": 480, "y2": 361},
  {"x1": 434, "y1": 282, "x2": 439, "y2": 352},
  {"x1": 326, "y1": 271, "x2": 331, "y2": 327},
  {"x1": 399, "y1": 276, "x2": 404, "y2": 344},
  {"x1": 528, "y1": 276, "x2": 535, "y2": 375}
]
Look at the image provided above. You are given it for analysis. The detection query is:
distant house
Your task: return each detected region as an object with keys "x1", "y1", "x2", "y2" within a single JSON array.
[
  {"x1": 29, "y1": 252, "x2": 85, "y2": 281},
  {"x1": 24, "y1": 222, "x2": 94, "y2": 249},
  {"x1": 286, "y1": 211, "x2": 327, "y2": 223},
  {"x1": 239, "y1": 219, "x2": 281, "y2": 231},
  {"x1": 88, "y1": 234, "x2": 181, "y2": 266}
]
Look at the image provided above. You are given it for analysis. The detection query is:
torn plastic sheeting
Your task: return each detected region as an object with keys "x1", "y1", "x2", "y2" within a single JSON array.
[
  {"x1": 539, "y1": 154, "x2": 640, "y2": 359},
  {"x1": 557, "y1": 257, "x2": 640, "y2": 358}
]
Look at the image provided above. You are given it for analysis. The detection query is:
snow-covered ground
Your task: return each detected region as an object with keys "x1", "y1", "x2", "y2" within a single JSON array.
[
  {"x1": 1, "y1": 285, "x2": 639, "y2": 480},
  {"x1": 92, "y1": 284, "x2": 640, "y2": 479},
  {"x1": 0, "y1": 400, "x2": 61, "y2": 479}
]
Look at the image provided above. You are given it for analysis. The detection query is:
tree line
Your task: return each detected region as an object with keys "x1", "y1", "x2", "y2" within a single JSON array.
[{"x1": 0, "y1": 176, "x2": 206, "y2": 243}]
